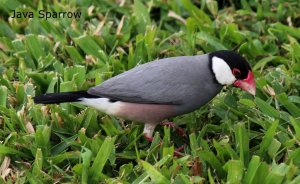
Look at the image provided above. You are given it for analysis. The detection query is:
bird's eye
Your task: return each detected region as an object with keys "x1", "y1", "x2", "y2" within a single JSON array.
[{"x1": 232, "y1": 68, "x2": 241, "y2": 77}]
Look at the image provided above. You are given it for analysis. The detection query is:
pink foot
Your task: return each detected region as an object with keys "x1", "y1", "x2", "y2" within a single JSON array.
[
  {"x1": 174, "y1": 144, "x2": 187, "y2": 157},
  {"x1": 144, "y1": 133, "x2": 154, "y2": 142},
  {"x1": 160, "y1": 122, "x2": 186, "y2": 137},
  {"x1": 176, "y1": 127, "x2": 186, "y2": 137},
  {"x1": 160, "y1": 121, "x2": 175, "y2": 128}
]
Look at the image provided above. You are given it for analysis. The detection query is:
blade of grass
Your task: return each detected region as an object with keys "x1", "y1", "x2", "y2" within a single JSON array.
[
  {"x1": 32, "y1": 148, "x2": 43, "y2": 178},
  {"x1": 25, "y1": 34, "x2": 46, "y2": 62},
  {"x1": 0, "y1": 145, "x2": 28, "y2": 157},
  {"x1": 243, "y1": 155, "x2": 261, "y2": 184},
  {"x1": 223, "y1": 160, "x2": 244, "y2": 184},
  {"x1": 73, "y1": 35, "x2": 106, "y2": 63},
  {"x1": 133, "y1": 0, "x2": 151, "y2": 33},
  {"x1": 81, "y1": 148, "x2": 92, "y2": 184},
  {"x1": 197, "y1": 32, "x2": 227, "y2": 50},
  {"x1": 0, "y1": 86, "x2": 7, "y2": 107},
  {"x1": 277, "y1": 93, "x2": 300, "y2": 117},
  {"x1": 255, "y1": 97, "x2": 280, "y2": 118},
  {"x1": 140, "y1": 160, "x2": 170, "y2": 184},
  {"x1": 258, "y1": 120, "x2": 279, "y2": 157},
  {"x1": 235, "y1": 123, "x2": 249, "y2": 166},
  {"x1": 89, "y1": 136, "x2": 116, "y2": 183}
]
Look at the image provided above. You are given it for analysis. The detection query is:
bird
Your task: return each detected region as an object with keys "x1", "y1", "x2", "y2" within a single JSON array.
[{"x1": 33, "y1": 50, "x2": 256, "y2": 141}]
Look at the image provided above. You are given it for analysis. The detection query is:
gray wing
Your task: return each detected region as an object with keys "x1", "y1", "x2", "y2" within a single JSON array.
[{"x1": 88, "y1": 54, "x2": 221, "y2": 106}]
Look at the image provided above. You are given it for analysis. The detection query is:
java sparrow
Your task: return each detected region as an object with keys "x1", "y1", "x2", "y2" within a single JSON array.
[{"x1": 34, "y1": 50, "x2": 256, "y2": 140}]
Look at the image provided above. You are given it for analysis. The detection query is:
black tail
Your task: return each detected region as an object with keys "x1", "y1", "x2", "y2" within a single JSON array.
[{"x1": 33, "y1": 91, "x2": 100, "y2": 104}]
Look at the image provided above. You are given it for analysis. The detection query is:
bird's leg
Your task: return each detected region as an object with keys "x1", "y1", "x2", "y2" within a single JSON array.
[{"x1": 143, "y1": 123, "x2": 157, "y2": 142}]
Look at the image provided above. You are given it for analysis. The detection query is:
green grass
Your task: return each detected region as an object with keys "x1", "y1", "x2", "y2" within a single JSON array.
[{"x1": 0, "y1": 0, "x2": 300, "y2": 183}]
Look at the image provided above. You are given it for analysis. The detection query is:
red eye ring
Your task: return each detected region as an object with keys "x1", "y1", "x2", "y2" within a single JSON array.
[{"x1": 232, "y1": 68, "x2": 241, "y2": 77}]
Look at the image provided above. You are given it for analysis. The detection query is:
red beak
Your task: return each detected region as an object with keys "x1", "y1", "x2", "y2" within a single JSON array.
[{"x1": 233, "y1": 71, "x2": 256, "y2": 95}]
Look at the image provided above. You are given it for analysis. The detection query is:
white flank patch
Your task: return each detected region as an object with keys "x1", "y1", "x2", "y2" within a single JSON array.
[
  {"x1": 79, "y1": 98, "x2": 122, "y2": 115},
  {"x1": 212, "y1": 56, "x2": 236, "y2": 85}
]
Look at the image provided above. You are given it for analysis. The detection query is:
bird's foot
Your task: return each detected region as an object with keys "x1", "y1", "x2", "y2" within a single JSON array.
[
  {"x1": 143, "y1": 122, "x2": 187, "y2": 157},
  {"x1": 176, "y1": 127, "x2": 186, "y2": 137},
  {"x1": 144, "y1": 133, "x2": 154, "y2": 142},
  {"x1": 160, "y1": 121, "x2": 186, "y2": 137},
  {"x1": 144, "y1": 133, "x2": 186, "y2": 157},
  {"x1": 174, "y1": 144, "x2": 187, "y2": 157},
  {"x1": 160, "y1": 122, "x2": 187, "y2": 157},
  {"x1": 160, "y1": 121, "x2": 175, "y2": 128}
]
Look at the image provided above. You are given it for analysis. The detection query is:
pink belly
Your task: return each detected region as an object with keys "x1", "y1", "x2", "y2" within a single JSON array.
[{"x1": 115, "y1": 102, "x2": 175, "y2": 123}]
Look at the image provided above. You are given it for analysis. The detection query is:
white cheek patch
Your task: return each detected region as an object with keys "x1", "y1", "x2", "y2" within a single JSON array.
[
  {"x1": 212, "y1": 56, "x2": 236, "y2": 85},
  {"x1": 79, "y1": 98, "x2": 122, "y2": 115}
]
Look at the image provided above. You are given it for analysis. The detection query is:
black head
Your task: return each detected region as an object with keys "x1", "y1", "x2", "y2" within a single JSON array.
[
  {"x1": 208, "y1": 50, "x2": 256, "y2": 95},
  {"x1": 209, "y1": 50, "x2": 251, "y2": 80}
]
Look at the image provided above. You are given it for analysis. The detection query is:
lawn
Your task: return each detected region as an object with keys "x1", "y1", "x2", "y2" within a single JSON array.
[{"x1": 0, "y1": 0, "x2": 300, "y2": 183}]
